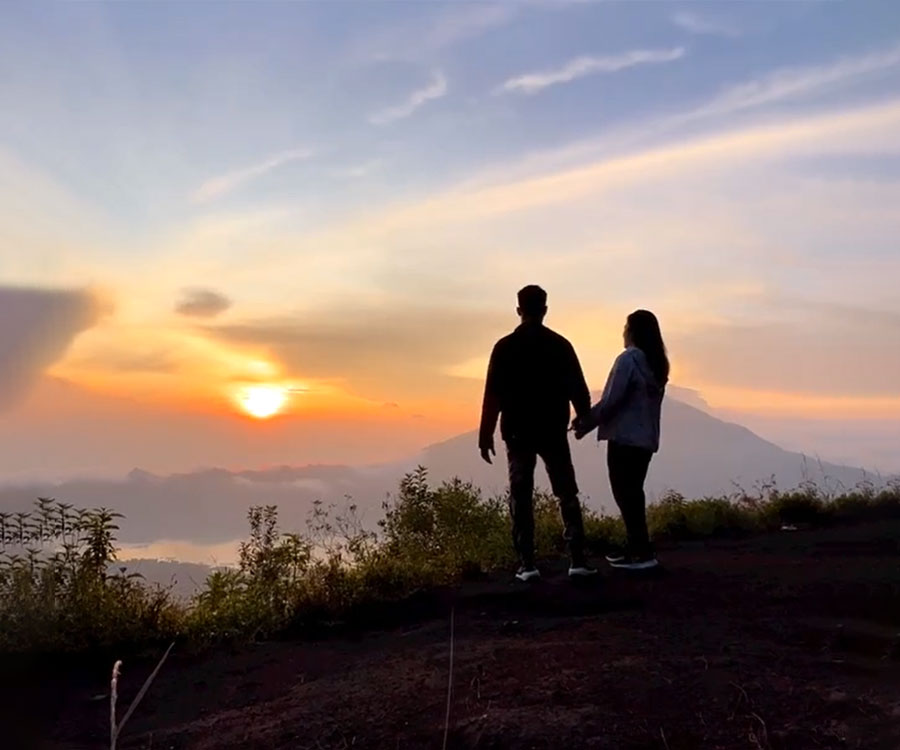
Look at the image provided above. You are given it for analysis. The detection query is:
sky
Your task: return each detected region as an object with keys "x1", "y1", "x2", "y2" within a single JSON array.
[{"x1": 2, "y1": 0, "x2": 900, "y2": 478}]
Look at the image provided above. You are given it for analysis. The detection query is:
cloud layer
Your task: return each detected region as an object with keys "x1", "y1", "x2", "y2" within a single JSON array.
[
  {"x1": 686, "y1": 41, "x2": 900, "y2": 122},
  {"x1": 207, "y1": 303, "x2": 509, "y2": 401},
  {"x1": 0, "y1": 286, "x2": 103, "y2": 409},
  {"x1": 673, "y1": 302, "x2": 900, "y2": 398}
]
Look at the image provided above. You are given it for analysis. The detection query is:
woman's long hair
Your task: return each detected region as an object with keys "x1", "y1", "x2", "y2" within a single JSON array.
[{"x1": 627, "y1": 310, "x2": 669, "y2": 385}]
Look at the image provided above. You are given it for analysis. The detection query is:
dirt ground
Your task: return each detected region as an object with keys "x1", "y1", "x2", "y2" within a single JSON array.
[{"x1": 14, "y1": 521, "x2": 900, "y2": 750}]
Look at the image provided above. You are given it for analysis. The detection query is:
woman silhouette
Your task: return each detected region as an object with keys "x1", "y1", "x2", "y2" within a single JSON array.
[{"x1": 574, "y1": 310, "x2": 669, "y2": 570}]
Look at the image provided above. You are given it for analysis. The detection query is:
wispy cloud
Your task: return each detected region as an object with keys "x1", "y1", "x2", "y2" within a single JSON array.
[
  {"x1": 175, "y1": 288, "x2": 232, "y2": 318},
  {"x1": 368, "y1": 71, "x2": 448, "y2": 125},
  {"x1": 353, "y1": 4, "x2": 514, "y2": 62},
  {"x1": 331, "y1": 159, "x2": 384, "y2": 180},
  {"x1": 419, "y1": 5, "x2": 514, "y2": 54},
  {"x1": 688, "y1": 41, "x2": 900, "y2": 121},
  {"x1": 192, "y1": 148, "x2": 313, "y2": 203},
  {"x1": 499, "y1": 47, "x2": 686, "y2": 95},
  {"x1": 671, "y1": 11, "x2": 740, "y2": 38}
]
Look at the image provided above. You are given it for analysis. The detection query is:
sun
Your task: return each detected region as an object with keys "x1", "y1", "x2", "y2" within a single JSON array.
[{"x1": 238, "y1": 385, "x2": 288, "y2": 419}]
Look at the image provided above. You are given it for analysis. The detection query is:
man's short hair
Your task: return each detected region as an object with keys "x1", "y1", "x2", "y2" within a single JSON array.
[{"x1": 517, "y1": 285, "x2": 547, "y2": 316}]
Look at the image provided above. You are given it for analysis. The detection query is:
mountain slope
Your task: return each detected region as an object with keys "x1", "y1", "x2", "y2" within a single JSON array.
[{"x1": 417, "y1": 397, "x2": 876, "y2": 512}]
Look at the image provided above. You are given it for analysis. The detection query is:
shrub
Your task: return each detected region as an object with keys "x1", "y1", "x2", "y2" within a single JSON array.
[
  {"x1": 767, "y1": 487, "x2": 827, "y2": 527},
  {"x1": 648, "y1": 491, "x2": 762, "y2": 540},
  {"x1": 379, "y1": 467, "x2": 512, "y2": 579},
  {"x1": 584, "y1": 512, "x2": 626, "y2": 552},
  {"x1": 532, "y1": 491, "x2": 567, "y2": 557},
  {"x1": 873, "y1": 481, "x2": 900, "y2": 516}
]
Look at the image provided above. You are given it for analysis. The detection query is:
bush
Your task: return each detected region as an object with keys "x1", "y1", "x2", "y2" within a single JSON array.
[{"x1": 0, "y1": 499, "x2": 180, "y2": 652}]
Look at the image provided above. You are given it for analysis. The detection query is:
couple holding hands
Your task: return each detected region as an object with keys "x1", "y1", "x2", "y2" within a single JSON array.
[{"x1": 479, "y1": 285, "x2": 668, "y2": 581}]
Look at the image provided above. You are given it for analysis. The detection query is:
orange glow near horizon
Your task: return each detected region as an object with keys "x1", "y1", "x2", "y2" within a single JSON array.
[{"x1": 46, "y1": 311, "x2": 900, "y2": 426}]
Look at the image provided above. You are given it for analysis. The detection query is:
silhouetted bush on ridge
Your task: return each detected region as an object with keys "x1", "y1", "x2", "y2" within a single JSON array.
[{"x1": 2, "y1": 468, "x2": 899, "y2": 654}]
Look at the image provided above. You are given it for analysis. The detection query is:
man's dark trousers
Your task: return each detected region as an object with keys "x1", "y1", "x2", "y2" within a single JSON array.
[{"x1": 506, "y1": 432, "x2": 586, "y2": 569}]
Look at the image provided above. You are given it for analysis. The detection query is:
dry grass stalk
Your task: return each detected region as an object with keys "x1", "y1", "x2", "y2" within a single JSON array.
[{"x1": 110, "y1": 642, "x2": 175, "y2": 750}]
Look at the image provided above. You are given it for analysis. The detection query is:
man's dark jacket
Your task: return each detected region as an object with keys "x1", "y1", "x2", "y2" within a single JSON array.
[{"x1": 479, "y1": 322, "x2": 591, "y2": 446}]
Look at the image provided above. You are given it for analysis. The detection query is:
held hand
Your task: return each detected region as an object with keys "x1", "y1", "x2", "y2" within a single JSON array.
[
  {"x1": 570, "y1": 416, "x2": 591, "y2": 440},
  {"x1": 479, "y1": 440, "x2": 496, "y2": 465}
]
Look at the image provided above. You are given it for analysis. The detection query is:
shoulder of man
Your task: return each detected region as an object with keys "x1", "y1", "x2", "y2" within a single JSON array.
[
  {"x1": 494, "y1": 331, "x2": 517, "y2": 349},
  {"x1": 539, "y1": 325, "x2": 572, "y2": 347},
  {"x1": 489, "y1": 332, "x2": 517, "y2": 362}
]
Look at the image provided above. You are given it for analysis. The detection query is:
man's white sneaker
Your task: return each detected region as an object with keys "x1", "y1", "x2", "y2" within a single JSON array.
[
  {"x1": 568, "y1": 565, "x2": 599, "y2": 578},
  {"x1": 515, "y1": 567, "x2": 541, "y2": 582}
]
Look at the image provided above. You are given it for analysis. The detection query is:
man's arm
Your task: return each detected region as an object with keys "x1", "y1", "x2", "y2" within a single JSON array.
[
  {"x1": 478, "y1": 343, "x2": 502, "y2": 464},
  {"x1": 565, "y1": 341, "x2": 592, "y2": 421}
]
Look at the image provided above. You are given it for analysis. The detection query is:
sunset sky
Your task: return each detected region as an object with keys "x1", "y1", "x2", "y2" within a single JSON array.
[{"x1": 2, "y1": 1, "x2": 900, "y2": 478}]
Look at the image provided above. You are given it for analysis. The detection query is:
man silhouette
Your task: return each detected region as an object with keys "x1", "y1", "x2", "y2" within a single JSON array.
[{"x1": 479, "y1": 285, "x2": 596, "y2": 581}]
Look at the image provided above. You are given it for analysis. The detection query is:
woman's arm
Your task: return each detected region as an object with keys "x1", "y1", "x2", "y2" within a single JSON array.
[
  {"x1": 590, "y1": 351, "x2": 635, "y2": 425},
  {"x1": 572, "y1": 351, "x2": 635, "y2": 439}
]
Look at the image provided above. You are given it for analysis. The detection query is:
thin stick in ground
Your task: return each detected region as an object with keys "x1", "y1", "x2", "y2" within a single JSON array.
[
  {"x1": 110, "y1": 642, "x2": 175, "y2": 750},
  {"x1": 442, "y1": 607, "x2": 455, "y2": 750}
]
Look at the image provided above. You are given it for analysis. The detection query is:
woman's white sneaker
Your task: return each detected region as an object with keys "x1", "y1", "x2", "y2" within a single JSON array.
[{"x1": 609, "y1": 556, "x2": 658, "y2": 571}]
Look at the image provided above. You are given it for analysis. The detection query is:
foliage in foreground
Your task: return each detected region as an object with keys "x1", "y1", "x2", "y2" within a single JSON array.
[{"x1": 2, "y1": 469, "x2": 899, "y2": 653}]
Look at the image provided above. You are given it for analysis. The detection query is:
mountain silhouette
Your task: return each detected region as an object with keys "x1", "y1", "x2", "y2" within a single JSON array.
[{"x1": 416, "y1": 396, "x2": 878, "y2": 511}]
